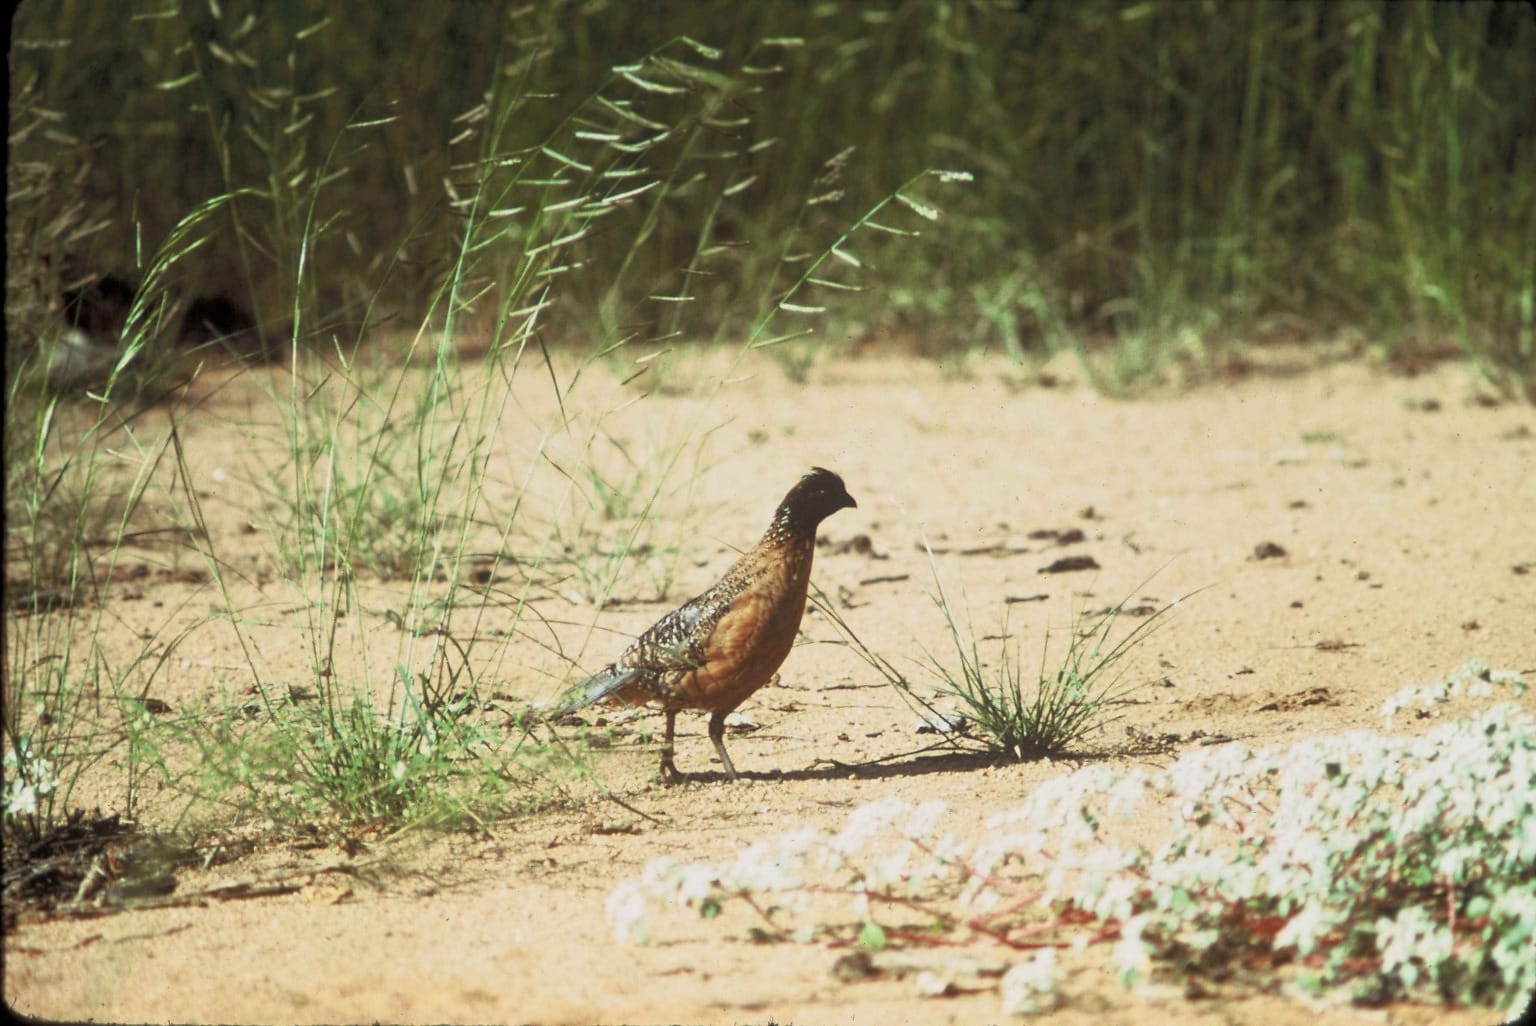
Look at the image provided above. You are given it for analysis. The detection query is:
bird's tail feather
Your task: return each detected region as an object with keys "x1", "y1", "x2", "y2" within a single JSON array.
[{"x1": 547, "y1": 665, "x2": 638, "y2": 718}]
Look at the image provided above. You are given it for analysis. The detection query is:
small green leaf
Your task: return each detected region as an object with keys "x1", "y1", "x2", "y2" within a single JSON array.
[{"x1": 858, "y1": 921, "x2": 887, "y2": 951}]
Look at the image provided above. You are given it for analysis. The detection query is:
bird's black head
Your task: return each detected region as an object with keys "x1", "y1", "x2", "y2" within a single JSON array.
[{"x1": 773, "y1": 467, "x2": 856, "y2": 536}]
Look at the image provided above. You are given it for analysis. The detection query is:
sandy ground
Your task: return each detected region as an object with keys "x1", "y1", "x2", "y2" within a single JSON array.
[{"x1": 5, "y1": 349, "x2": 1534, "y2": 1025}]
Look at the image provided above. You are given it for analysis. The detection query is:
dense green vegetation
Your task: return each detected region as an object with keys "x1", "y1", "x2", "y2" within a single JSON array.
[{"x1": 8, "y1": 0, "x2": 1534, "y2": 389}]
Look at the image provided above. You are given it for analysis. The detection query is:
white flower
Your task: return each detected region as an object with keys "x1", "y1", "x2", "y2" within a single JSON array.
[
  {"x1": 865, "y1": 852, "x2": 911, "y2": 891},
  {"x1": 5, "y1": 779, "x2": 40, "y2": 818},
  {"x1": 596, "y1": 663, "x2": 1535, "y2": 1011},
  {"x1": 1106, "y1": 775, "x2": 1145, "y2": 820},
  {"x1": 667, "y1": 863, "x2": 721, "y2": 906},
  {"x1": 3, "y1": 740, "x2": 59, "y2": 820},
  {"x1": 902, "y1": 800, "x2": 950, "y2": 840},
  {"x1": 606, "y1": 879, "x2": 650, "y2": 944},
  {"x1": 1111, "y1": 914, "x2": 1153, "y2": 987},
  {"x1": 1274, "y1": 898, "x2": 1328, "y2": 957},
  {"x1": 640, "y1": 855, "x2": 680, "y2": 888},
  {"x1": 831, "y1": 797, "x2": 910, "y2": 855},
  {"x1": 1000, "y1": 948, "x2": 1061, "y2": 1015},
  {"x1": 728, "y1": 835, "x2": 810, "y2": 892}
]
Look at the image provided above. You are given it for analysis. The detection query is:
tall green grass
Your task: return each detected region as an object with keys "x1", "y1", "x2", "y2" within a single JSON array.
[{"x1": 11, "y1": 1, "x2": 1533, "y2": 392}]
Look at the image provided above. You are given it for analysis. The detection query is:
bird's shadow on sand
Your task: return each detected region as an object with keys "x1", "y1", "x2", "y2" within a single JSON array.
[{"x1": 677, "y1": 749, "x2": 1047, "y2": 786}]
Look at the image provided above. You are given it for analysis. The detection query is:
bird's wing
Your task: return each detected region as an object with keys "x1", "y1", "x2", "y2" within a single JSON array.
[{"x1": 548, "y1": 591, "x2": 726, "y2": 716}]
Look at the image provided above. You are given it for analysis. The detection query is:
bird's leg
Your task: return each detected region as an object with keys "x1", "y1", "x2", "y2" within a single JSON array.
[
  {"x1": 659, "y1": 709, "x2": 684, "y2": 785},
  {"x1": 708, "y1": 711, "x2": 738, "y2": 781}
]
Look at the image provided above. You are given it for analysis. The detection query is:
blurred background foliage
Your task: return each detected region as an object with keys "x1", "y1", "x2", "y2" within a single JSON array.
[{"x1": 8, "y1": 0, "x2": 1534, "y2": 389}]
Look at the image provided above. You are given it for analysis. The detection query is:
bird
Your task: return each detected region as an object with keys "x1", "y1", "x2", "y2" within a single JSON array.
[{"x1": 549, "y1": 467, "x2": 857, "y2": 783}]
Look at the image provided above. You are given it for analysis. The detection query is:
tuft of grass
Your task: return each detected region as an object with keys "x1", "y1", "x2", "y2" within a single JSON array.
[
  {"x1": 814, "y1": 554, "x2": 1178, "y2": 762},
  {"x1": 917, "y1": 552, "x2": 1177, "y2": 760},
  {"x1": 156, "y1": 352, "x2": 556, "y2": 839},
  {"x1": 743, "y1": 163, "x2": 974, "y2": 364},
  {"x1": 177, "y1": 676, "x2": 543, "y2": 840}
]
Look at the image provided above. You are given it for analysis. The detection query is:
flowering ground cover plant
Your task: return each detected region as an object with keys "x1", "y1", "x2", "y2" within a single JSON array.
[{"x1": 609, "y1": 663, "x2": 1535, "y2": 1017}]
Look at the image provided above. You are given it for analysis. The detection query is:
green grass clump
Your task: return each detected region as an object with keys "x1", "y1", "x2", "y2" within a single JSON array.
[
  {"x1": 916, "y1": 569, "x2": 1171, "y2": 761},
  {"x1": 179, "y1": 675, "x2": 540, "y2": 838},
  {"x1": 816, "y1": 557, "x2": 1173, "y2": 762}
]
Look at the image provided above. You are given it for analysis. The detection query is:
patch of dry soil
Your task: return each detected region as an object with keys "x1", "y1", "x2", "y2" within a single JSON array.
[{"x1": 5, "y1": 353, "x2": 1533, "y2": 1025}]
